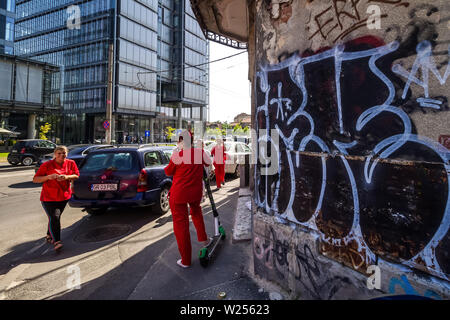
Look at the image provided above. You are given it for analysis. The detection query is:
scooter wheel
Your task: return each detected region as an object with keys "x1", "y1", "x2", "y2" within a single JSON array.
[
  {"x1": 219, "y1": 226, "x2": 226, "y2": 239},
  {"x1": 199, "y1": 248, "x2": 209, "y2": 268}
]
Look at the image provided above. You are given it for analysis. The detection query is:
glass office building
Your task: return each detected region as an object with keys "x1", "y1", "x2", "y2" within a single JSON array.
[
  {"x1": 15, "y1": 0, "x2": 209, "y2": 144},
  {"x1": 0, "y1": 0, "x2": 14, "y2": 54}
]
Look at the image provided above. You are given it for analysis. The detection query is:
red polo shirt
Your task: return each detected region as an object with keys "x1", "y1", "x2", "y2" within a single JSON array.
[
  {"x1": 164, "y1": 148, "x2": 211, "y2": 204},
  {"x1": 34, "y1": 159, "x2": 80, "y2": 202},
  {"x1": 211, "y1": 145, "x2": 228, "y2": 165}
]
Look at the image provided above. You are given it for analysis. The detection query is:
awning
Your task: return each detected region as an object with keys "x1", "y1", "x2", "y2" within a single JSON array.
[
  {"x1": 0, "y1": 128, "x2": 19, "y2": 136},
  {"x1": 190, "y1": 0, "x2": 249, "y2": 49}
]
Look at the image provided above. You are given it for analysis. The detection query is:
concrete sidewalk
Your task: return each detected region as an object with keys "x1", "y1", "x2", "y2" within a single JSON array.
[
  {"x1": 0, "y1": 178, "x2": 271, "y2": 300},
  {"x1": 127, "y1": 181, "x2": 268, "y2": 300}
]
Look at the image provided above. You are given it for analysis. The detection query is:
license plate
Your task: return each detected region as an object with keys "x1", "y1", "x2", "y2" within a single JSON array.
[
  {"x1": 91, "y1": 184, "x2": 118, "y2": 191},
  {"x1": 11, "y1": 150, "x2": 17, "y2": 153}
]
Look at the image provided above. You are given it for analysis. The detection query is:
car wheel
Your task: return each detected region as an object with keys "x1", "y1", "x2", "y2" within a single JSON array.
[
  {"x1": 154, "y1": 186, "x2": 170, "y2": 215},
  {"x1": 86, "y1": 208, "x2": 107, "y2": 215},
  {"x1": 22, "y1": 157, "x2": 34, "y2": 166},
  {"x1": 8, "y1": 160, "x2": 18, "y2": 166}
]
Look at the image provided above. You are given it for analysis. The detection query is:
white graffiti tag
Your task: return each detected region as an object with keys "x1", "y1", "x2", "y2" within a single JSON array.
[{"x1": 255, "y1": 40, "x2": 450, "y2": 280}]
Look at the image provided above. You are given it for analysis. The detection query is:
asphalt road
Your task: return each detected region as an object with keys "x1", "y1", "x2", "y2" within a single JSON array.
[{"x1": 0, "y1": 163, "x2": 265, "y2": 300}]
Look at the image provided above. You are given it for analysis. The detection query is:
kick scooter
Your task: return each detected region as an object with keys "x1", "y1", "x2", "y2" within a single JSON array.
[{"x1": 199, "y1": 168, "x2": 226, "y2": 267}]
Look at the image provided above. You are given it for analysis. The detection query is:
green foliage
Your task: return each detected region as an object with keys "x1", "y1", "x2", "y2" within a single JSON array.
[
  {"x1": 205, "y1": 127, "x2": 223, "y2": 138},
  {"x1": 39, "y1": 123, "x2": 51, "y2": 140},
  {"x1": 165, "y1": 126, "x2": 176, "y2": 140}
]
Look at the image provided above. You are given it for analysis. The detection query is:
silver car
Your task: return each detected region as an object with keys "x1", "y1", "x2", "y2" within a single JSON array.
[{"x1": 207, "y1": 141, "x2": 251, "y2": 177}]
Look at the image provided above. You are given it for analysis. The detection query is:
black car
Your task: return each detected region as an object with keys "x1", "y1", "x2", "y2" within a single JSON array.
[
  {"x1": 35, "y1": 144, "x2": 114, "y2": 172},
  {"x1": 8, "y1": 139, "x2": 57, "y2": 166},
  {"x1": 69, "y1": 146, "x2": 173, "y2": 215}
]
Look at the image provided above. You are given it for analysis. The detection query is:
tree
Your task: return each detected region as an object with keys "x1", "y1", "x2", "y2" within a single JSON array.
[
  {"x1": 39, "y1": 123, "x2": 51, "y2": 140},
  {"x1": 165, "y1": 126, "x2": 176, "y2": 141}
]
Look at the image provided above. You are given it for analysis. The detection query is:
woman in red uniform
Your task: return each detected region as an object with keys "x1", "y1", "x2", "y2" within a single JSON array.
[
  {"x1": 33, "y1": 146, "x2": 79, "y2": 251},
  {"x1": 164, "y1": 131, "x2": 212, "y2": 268},
  {"x1": 211, "y1": 139, "x2": 227, "y2": 189}
]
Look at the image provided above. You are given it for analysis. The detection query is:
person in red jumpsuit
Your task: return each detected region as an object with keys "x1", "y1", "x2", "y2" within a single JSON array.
[
  {"x1": 211, "y1": 139, "x2": 227, "y2": 189},
  {"x1": 164, "y1": 130, "x2": 212, "y2": 268},
  {"x1": 33, "y1": 146, "x2": 79, "y2": 251}
]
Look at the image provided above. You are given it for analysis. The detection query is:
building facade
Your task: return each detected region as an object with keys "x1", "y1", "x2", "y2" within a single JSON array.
[
  {"x1": 14, "y1": 0, "x2": 209, "y2": 144},
  {"x1": 0, "y1": 0, "x2": 14, "y2": 55},
  {"x1": 0, "y1": 54, "x2": 61, "y2": 143}
]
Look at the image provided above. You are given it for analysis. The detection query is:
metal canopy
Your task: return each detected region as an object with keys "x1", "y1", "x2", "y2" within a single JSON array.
[{"x1": 190, "y1": 0, "x2": 249, "y2": 49}]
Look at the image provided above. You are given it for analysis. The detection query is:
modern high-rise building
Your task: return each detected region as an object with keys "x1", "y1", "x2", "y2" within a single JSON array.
[
  {"x1": 15, "y1": 0, "x2": 209, "y2": 144},
  {"x1": 0, "y1": 0, "x2": 14, "y2": 54}
]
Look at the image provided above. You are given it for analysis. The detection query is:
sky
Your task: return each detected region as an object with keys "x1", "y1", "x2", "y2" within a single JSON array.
[{"x1": 208, "y1": 41, "x2": 251, "y2": 123}]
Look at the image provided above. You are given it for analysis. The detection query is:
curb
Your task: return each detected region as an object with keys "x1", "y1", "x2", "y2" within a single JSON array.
[{"x1": 232, "y1": 187, "x2": 252, "y2": 243}]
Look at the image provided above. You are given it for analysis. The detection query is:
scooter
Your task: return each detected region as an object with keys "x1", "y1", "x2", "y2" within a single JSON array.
[{"x1": 199, "y1": 168, "x2": 226, "y2": 268}]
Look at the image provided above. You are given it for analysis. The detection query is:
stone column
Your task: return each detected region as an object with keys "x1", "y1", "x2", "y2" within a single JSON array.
[
  {"x1": 150, "y1": 117, "x2": 155, "y2": 143},
  {"x1": 27, "y1": 114, "x2": 36, "y2": 139},
  {"x1": 177, "y1": 102, "x2": 182, "y2": 129}
]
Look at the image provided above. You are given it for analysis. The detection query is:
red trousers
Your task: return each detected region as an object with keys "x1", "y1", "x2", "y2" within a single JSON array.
[
  {"x1": 169, "y1": 198, "x2": 208, "y2": 266},
  {"x1": 214, "y1": 163, "x2": 225, "y2": 188}
]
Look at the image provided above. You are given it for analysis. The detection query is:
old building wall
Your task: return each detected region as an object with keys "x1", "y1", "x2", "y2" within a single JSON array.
[{"x1": 252, "y1": 0, "x2": 450, "y2": 299}]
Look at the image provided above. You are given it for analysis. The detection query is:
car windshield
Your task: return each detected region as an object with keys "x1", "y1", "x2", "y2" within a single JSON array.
[
  {"x1": 81, "y1": 152, "x2": 137, "y2": 172},
  {"x1": 68, "y1": 146, "x2": 89, "y2": 156}
]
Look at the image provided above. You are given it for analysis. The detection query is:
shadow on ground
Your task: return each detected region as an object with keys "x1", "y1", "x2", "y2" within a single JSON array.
[
  {"x1": 51, "y1": 191, "x2": 266, "y2": 300},
  {"x1": 8, "y1": 181, "x2": 40, "y2": 189},
  {"x1": 0, "y1": 206, "x2": 166, "y2": 277}
]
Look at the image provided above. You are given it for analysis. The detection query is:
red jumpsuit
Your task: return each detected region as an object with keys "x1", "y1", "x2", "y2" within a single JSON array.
[
  {"x1": 164, "y1": 147, "x2": 212, "y2": 266},
  {"x1": 211, "y1": 145, "x2": 227, "y2": 188}
]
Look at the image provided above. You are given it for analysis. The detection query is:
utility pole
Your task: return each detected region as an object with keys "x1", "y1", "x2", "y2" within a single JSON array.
[{"x1": 106, "y1": 43, "x2": 114, "y2": 144}]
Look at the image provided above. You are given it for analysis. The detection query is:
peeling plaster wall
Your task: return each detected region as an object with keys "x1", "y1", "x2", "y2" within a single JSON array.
[{"x1": 252, "y1": 0, "x2": 450, "y2": 299}]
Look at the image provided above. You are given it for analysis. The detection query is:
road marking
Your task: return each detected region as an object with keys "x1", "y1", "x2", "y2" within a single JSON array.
[
  {"x1": 26, "y1": 241, "x2": 47, "y2": 255},
  {"x1": 0, "y1": 263, "x2": 30, "y2": 299}
]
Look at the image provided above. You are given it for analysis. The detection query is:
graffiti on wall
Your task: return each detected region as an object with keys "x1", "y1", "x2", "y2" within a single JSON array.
[
  {"x1": 306, "y1": 0, "x2": 411, "y2": 44},
  {"x1": 389, "y1": 274, "x2": 442, "y2": 299},
  {"x1": 253, "y1": 226, "x2": 358, "y2": 299},
  {"x1": 254, "y1": 34, "x2": 450, "y2": 281}
]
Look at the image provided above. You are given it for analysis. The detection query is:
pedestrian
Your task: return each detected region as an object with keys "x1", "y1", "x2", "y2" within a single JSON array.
[
  {"x1": 164, "y1": 130, "x2": 212, "y2": 268},
  {"x1": 211, "y1": 138, "x2": 227, "y2": 189},
  {"x1": 33, "y1": 146, "x2": 79, "y2": 252}
]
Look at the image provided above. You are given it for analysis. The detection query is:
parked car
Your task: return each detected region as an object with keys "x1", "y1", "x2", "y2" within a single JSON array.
[
  {"x1": 7, "y1": 139, "x2": 57, "y2": 166},
  {"x1": 34, "y1": 144, "x2": 114, "y2": 172},
  {"x1": 69, "y1": 146, "x2": 173, "y2": 215},
  {"x1": 206, "y1": 141, "x2": 252, "y2": 177}
]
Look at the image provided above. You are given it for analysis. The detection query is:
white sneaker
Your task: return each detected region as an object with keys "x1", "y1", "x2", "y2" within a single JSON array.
[{"x1": 177, "y1": 259, "x2": 190, "y2": 268}]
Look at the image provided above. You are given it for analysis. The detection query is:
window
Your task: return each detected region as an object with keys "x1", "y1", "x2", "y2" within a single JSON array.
[
  {"x1": 144, "y1": 151, "x2": 162, "y2": 167},
  {"x1": 7, "y1": 0, "x2": 14, "y2": 12},
  {"x1": 82, "y1": 152, "x2": 137, "y2": 172},
  {"x1": 163, "y1": 150, "x2": 173, "y2": 160},
  {"x1": 5, "y1": 18, "x2": 14, "y2": 42}
]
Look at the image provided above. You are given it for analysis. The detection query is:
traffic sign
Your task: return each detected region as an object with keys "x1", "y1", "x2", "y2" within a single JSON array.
[
  {"x1": 145, "y1": 130, "x2": 151, "y2": 137},
  {"x1": 103, "y1": 121, "x2": 110, "y2": 130}
]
